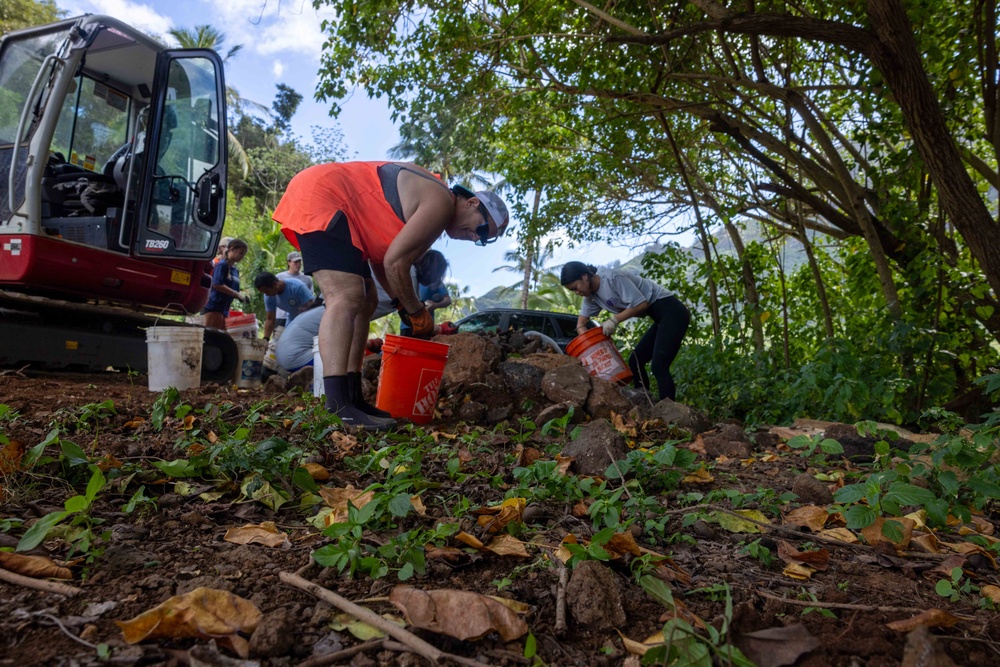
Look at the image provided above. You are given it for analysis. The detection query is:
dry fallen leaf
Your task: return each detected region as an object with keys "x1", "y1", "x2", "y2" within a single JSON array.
[
  {"x1": 817, "y1": 527, "x2": 859, "y2": 544},
  {"x1": 861, "y1": 517, "x2": 915, "y2": 550},
  {"x1": 475, "y1": 497, "x2": 526, "y2": 533},
  {"x1": 736, "y1": 624, "x2": 819, "y2": 667},
  {"x1": 938, "y1": 541, "x2": 998, "y2": 568},
  {"x1": 782, "y1": 505, "x2": 830, "y2": 532},
  {"x1": 0, "y1": 439, "x2": 25, "y2": 474},
  {"x1": 178, "y1": 415, "x2": 195, "y2": 431},
  {"x1": 781, "y1": 562, "x2": 816, "y2": 580},
  {"x1": 604, "y1": 531, "x2": 644, "y2": 560},
  {"x1": 389, "y1": 586, "x2": 528, "y2": 641},
  {"x1": 980, "y1": 585, "x2": 1000, "y2": 604},
  {"x1": 776, "y1": 540, "x2": 829, "y2": 571},
  {"x1": 329, "y1": 612, "x2": 405, "y2": 640},
  {"x1": 483, "y1": 534, "x2": 530, "y2": 558},
  {"x1": 681, "y1": 467, "x2": 714, "y2": 485},
  {"x1": 303, "y1": 462, "x2": 330, "y2": 481},
  {"x1": 554, "y1": 454, "x2": 574, "y2": 476},
  {"x1": 96, "y1": 454, "x2": 123, "y2": 472},
  {"x1": 554, "y1": 534, "x2": 579, "y2": 564},
  {"x1": 116, "y1": 587, "x2": 261, "y2": 658},
  {"x1": 0, "y1": 552, "x2": 72, "y2": 580},
  {"x1": 571, "y1": 500, "x2": 589, "y2": 517},
  {"x1": 910, "y1": 532, "x2": 941, "y2": 553},
  {"x1": 319, "y1": 486, "x2": 375, "y2": 526},
  {"x1": 425, "y1": 546, "x2": 469, "y2": 564},
  {"x1": 455, "y1": 531, "x2": 485, "y2": 550},
  {"x1": 223, "y1": 522, "x2": 289, "y2": 548},
  {"x1": 886, "y1": 608, "x2": 962, "y2": 632},
  {"x1": 611, "y1": 412, "x2": 637, "y2": 437}
]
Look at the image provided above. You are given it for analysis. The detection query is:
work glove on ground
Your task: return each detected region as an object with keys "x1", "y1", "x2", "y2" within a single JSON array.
[{"x1": 601, "y1": 319, "x2": 618, "y2": 336}]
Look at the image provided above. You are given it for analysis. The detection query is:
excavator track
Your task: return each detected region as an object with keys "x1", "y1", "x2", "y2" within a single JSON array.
[{"x1": 0, "y1": 291, "x2": 238, "y2": 382}]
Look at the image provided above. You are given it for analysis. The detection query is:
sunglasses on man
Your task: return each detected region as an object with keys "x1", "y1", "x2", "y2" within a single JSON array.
[{"x1": 475, "y1": 203, "x2": 498, "y2": 247}]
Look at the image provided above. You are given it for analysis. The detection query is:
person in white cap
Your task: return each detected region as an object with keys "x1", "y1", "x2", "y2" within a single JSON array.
[
  {"x1": 272, "y1": 161, "x2": 509, "y2": 429},
  {"x1": 275, "y1": 250, "x2": 314, "y2": 327},
  {"x1": 212, "y1": 236, "x2": 233, "y2": 267}
]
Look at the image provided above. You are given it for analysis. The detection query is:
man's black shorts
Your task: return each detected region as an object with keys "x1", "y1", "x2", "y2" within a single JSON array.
[{"x1": 293, "y1": 211, "x2": 372, "y2": 279}]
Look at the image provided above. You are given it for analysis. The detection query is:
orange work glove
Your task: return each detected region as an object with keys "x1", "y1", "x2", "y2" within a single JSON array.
[{"x1": 408, "y1": 307, "x2": 434, "y2": 338}]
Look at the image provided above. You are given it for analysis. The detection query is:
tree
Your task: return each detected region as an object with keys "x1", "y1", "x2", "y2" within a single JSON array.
[
  {"x1": 167, "y1": 24, "x2": 267, "y2": 177},
  {"x1": 0, "y1": 0, "x2": 60, "y2": 34}
]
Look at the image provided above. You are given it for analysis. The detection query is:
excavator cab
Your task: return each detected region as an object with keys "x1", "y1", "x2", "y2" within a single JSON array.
[
  {"x1": 0, "y1": 15, "x2": 227, "y2": 310},
  {"x1": 0, "y1": 16, "x2": 236, "y2": 379}
]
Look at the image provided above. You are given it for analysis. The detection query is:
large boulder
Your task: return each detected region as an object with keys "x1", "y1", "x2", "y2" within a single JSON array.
[
  {"x1": 651, "y1": 399, "x2": 712, "y2": 434},
  {"x1": 498, "y1": 360, "x2": 546, "y2": 409},
  {"x1": 440, "y1": 333, "x2": 502, "y2": 391},
  {"x1": 585, "y1": 376, "x2": 633, "y2": 420},
  {"x1": 562, "y1": 418, "x2": 628, "y2": 476},
  {"x1": 541, "y1": 364, "x2": 592, "y2": 407}
]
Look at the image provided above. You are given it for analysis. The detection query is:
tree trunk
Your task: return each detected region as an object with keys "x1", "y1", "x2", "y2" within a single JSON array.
[
  {"x1": 519, "y1": 189, "x2": 542, "y2": 310},
  {"x1": 866, "y1": 0, "x2": 1000, "y2": 300},
  {"x1": 659, "y1": 114, "x2": 721, "y2": 338},
  {"x1": 722, "y1": 218, "x2": 766, "y2": 353}
]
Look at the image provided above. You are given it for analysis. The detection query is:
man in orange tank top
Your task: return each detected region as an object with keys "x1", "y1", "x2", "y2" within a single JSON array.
[{"x1": 272, "y1": 161, "x2": 509, "y2": 430}]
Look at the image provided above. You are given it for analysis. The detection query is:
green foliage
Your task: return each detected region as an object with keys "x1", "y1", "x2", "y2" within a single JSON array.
[{"x1": 17, "y1": 466, "x2": 109, "y2": 566}]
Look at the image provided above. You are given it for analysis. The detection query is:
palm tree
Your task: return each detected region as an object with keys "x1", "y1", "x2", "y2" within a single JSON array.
[
  {"x1": 527, "y1": 273, "x2": 581, "y2": 313},
  {"x1": 492, "y1": 243, "x2": 554, "y2": 300},
  {"x1": 167, "y1": 25, "x2": 267, "y2": 177}
]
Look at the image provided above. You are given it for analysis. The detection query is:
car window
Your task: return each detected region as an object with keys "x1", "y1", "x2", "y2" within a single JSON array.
[
  {"x1": 554, "y1": 315, "x2": 580, "y2": 339},
  {"x1": 461, "y1": 311, "x2": 502, "y2": 333},
  {"x1": 508, "y1": 312, "x2": 548, "y2": 334}
]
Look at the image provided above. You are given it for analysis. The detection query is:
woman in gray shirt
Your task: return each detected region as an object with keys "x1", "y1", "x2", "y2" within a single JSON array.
[{"x1": 561, "y1": 262, "x2": 690, "y2": 401}]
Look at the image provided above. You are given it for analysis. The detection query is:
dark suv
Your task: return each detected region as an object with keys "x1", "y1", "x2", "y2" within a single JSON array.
[{"x1": 453, "y1": 308, "x2": 595, "y2": 351}]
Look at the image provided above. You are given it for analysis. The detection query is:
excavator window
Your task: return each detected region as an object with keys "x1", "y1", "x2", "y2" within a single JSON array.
[{"x1": 142, "y1": 56, "x2": 222, "y2": 254}]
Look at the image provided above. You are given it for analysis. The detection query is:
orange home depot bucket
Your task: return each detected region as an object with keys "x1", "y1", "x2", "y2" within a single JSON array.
[
  {"x1": 566, "y1": 327, "x2": 633, "y2": 385},
  {"x1": 375, "y1": 334, "x2": 450, "y2": 424}
]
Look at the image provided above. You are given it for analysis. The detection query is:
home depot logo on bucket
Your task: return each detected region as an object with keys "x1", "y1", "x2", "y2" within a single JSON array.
[
  {"x1": 412, "y1": 369, "x2": 442, "y2": 417},
  {"x1": 581, "y1": 345, "x2": 619, "y2": 376}
]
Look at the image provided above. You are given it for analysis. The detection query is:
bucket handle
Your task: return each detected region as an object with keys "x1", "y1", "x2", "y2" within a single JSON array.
[{"x1": 148, "y1": 302, "x2": 200, "y2": 330}]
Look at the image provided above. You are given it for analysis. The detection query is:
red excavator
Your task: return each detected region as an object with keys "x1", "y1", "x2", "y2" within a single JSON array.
[{"x1": 0, "y1": 15, "x2": 238, "y2": 380}]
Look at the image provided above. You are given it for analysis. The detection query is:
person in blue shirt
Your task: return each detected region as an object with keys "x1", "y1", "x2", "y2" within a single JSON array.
[
  {"x1": 254, "y1": 272, "x2": 319, "y2": 341},
  {"x1": 399, "y1": 250, "x2": 451, "y2": 335},
  {"x1": 203, "y1": 238, "x2": 249, "y2": 330}
]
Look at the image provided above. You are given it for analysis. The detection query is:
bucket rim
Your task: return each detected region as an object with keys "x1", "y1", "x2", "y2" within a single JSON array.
[
  {"x1": 565, "y1": 326, "x2": 607, "y2": 357},
  {"x1": 383, "y1": 333, "x2": 450, "y2": 357}
]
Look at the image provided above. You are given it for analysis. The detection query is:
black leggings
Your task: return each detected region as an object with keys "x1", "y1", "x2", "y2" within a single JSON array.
[{"x1": 627, "y1": 296, "x2": 690, "y2": 401}]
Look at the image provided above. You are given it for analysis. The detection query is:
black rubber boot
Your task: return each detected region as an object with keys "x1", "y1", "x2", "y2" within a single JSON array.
[
  {"x1": 348, "y1": 371, "x2": 392, "y2": 418},
  {"x1": 323, "y1": 375, "x2": 395, "y2": 431}
]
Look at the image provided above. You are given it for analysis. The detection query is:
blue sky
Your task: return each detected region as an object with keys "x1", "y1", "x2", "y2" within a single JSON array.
[{"x1": 58, "y1": 0, "x2": 658, "y2": 297}]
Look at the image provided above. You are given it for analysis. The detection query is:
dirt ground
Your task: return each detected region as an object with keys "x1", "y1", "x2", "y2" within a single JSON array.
[{"x1": 1, "y1": 370, "x2": 999, "y2": 667}]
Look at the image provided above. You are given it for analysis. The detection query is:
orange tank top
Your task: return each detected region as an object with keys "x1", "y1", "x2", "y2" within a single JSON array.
[{"x1": 273, "y1": 161, "x2": 413, "y2": 264}]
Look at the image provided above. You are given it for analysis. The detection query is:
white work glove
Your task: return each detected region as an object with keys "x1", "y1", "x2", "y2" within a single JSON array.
[{"x1": 601, "y1": 319, "x2": 618, "y2": 336}]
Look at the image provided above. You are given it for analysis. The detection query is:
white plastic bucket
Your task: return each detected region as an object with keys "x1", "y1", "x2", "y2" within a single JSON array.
[
  {"x1": 263, "y1": 325, "x2": 285, "y2": 373},
  {"x1": 234, "y1": 338, "x2": 268, "y2": 388},
  {"x1": 312, "y1": 336, "x2": 324, "y2": 396},
  {"x1": 146, "y1": 326, "x2": 203, "y2": 392}
]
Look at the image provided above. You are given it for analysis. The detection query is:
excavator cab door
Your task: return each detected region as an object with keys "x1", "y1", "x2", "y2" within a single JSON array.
[{"x1": 134, "y1": 49, "x2": 226, "y2": 259}]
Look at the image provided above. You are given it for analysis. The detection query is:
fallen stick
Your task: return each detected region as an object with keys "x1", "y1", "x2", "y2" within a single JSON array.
[
  {"x1": 554, "y1": 562, "x2": 568, "y2": 637},
  {"x1": 280, "y1": 571, "x2": 444, "y2": 663},
  {"x1": 281, "y1": 572, "x2": 496, "y2": 667},
  {"x1": 757, "y1": 589, "x2": 968, "y2": 616},
  {"x1": 295, "y1": 638, "x2": 385, "y2": 667},
  {"x1": 0, "y1": 568, "x2": 83, "y2": 596}
]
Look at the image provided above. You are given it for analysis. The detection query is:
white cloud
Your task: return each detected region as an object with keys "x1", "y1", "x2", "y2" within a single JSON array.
[
  {"x1": 197, "y1": 0, "x2": 336, "y2": 61},
  {"x1": 60, "y1": 0, "x2": 174, "y2": 37},
  {"x1": 272, "y1": 60, "x2": 284, "y2": 78}
]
